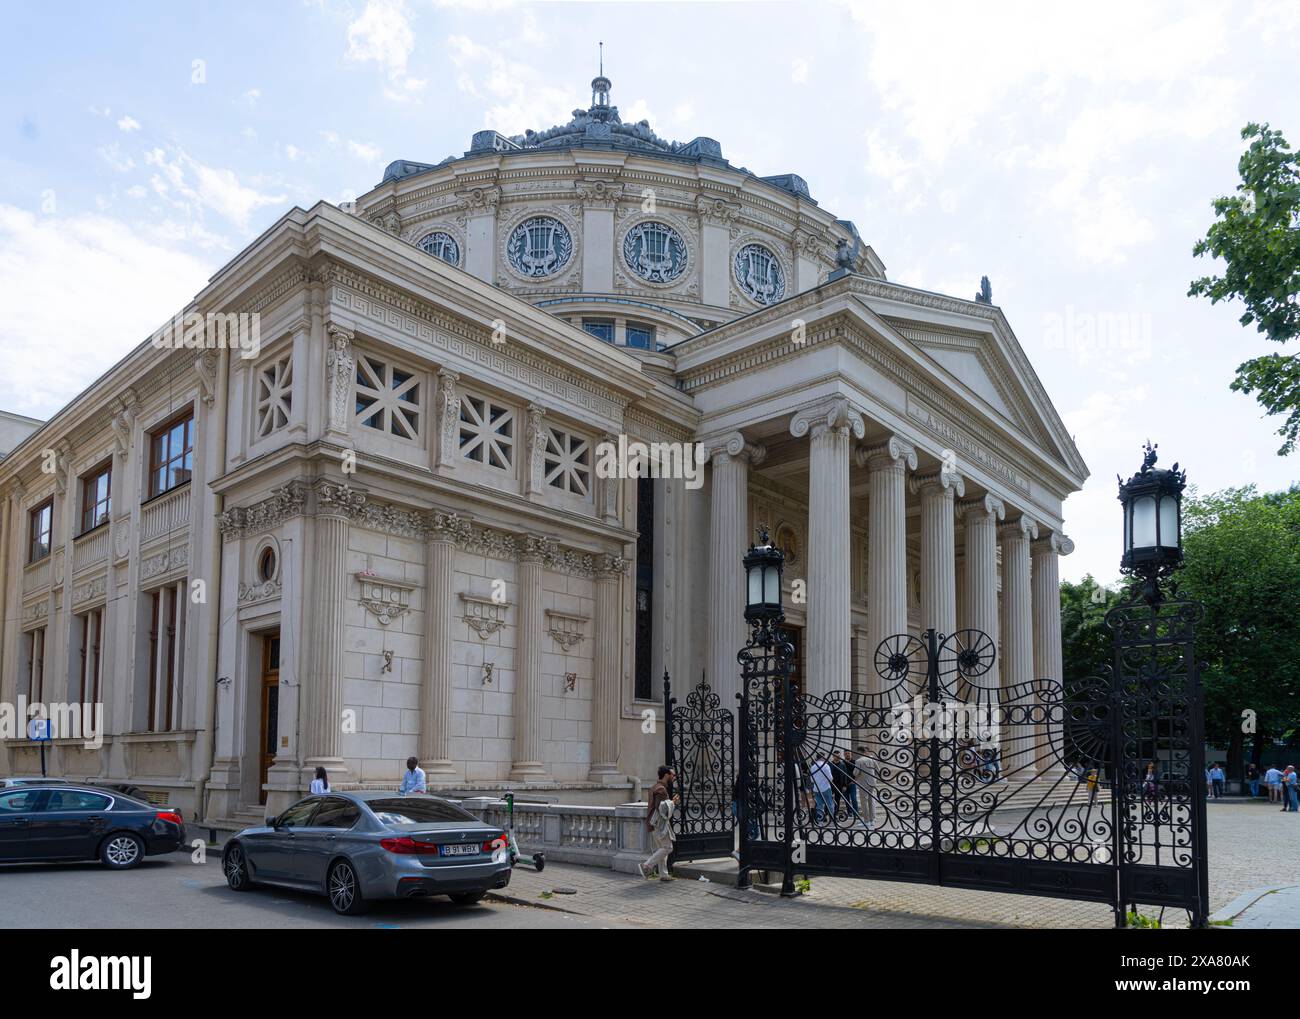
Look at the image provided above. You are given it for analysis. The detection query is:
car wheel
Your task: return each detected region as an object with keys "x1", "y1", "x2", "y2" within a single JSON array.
[
  {"x1": 327, "y1": 860, "x2": 369, "y2": 915},
  {"x1": 100, "y1": 832, "x2": 144, "y2": 870},
  {"x1": 449, "y1": 890, "x2": 486, "y2": 905},
  {"x1": 224, "y1": 844, "x2": 254, "y2": 891}
]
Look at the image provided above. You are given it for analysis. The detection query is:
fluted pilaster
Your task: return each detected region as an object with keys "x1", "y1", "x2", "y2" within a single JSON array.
[
  {"x1": 706, "y1": 432, "x2": 765, "y2": 712},
  {"x1": 958, "y1": 494, "x2": 1005, "y2": 695},
  {"x1": 306, "y1": 502, "x2": 351, "y2": 775},
  {"x1": 511, "y1": 543, "x2": 546, "y2": 780},
  {"x1": 999, "y1": 514, "x2": 1039, "y2": 778},
  {"x1": 589, "y1": 555, "x2": 625, "y2": 781},
  {"x1": 419, "y1": 528, "x2": 457, "y2": 775},
  {"x1": 794, "y1": 399, "x2": 863, "y2": 697},
  {"x1": 859, "y1": 436, "x2": 916, "y2": 699},
  {"x1": 912, "y1": 469, "x2": 965, "y2": 639}
]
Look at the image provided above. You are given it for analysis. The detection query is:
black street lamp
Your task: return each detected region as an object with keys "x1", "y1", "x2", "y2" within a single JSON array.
[
  {"x1": 743, "y1": 527, "x2": 785, "y2": 625},
  {"x1": 1117, "y1": 440, "x2": 1187, "y2": 603}
]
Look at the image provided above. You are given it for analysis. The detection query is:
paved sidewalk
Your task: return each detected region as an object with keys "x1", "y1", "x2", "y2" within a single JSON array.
[
  {"x1": 1214, "y1": 885, "x2": 1300, "y2": 928},
  {"x1": 488, "y1": 861, "x2": 993, "y2": 929}
]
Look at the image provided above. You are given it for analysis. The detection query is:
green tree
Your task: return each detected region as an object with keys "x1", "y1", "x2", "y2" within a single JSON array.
[
  {"x1": 1177, "y1": 485, "x2": 1300, "y2": 778},
  {"x1": 1060, "y1": 575, "x2": 1119, "y2": 692},
  {"x1": 1189, "y1": 123, "x2": 1300, "y2": 453}
]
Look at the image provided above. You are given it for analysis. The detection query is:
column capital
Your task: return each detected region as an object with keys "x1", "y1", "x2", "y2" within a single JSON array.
[
  {"x1": 594, "y1": 553, "x2": 630, "y2": 578},
  {"x1": 314, "y1": 480, "x2": 367, "y2": 520},
  {"x1": 1032, "y1": 530, "x2": 1075, "y2": 557},
  {"x1": 957, "y1": 493, "x2": 1005, "y2": 522},
  {"x1": 910, "y1": 468, "x2": 966, "y2": 499},
  {"x1": 856, "y1": 435, "x2": 917, "y2": 472},
  {"x1": 791, "y1": 396, "x2": 865, "y2": 442},
  {"x1": 998, "y1": 515, "x2": 1039, "y2": 542},
  {"x1": 425, "y1": 508, "x2": 472, "y2": 544},
  {"x1": 704, "y1": 430, "x2": 766, "y2": 466}
]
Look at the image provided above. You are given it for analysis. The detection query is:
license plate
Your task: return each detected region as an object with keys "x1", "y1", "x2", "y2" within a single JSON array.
[{"x1": 439, "y1": 843, "x2": 479, "y2": 857}]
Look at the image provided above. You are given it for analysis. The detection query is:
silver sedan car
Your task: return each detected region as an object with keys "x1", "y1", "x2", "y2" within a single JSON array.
[{"x1": 221, "y1": 791, "x2": 512, "y2": 915}]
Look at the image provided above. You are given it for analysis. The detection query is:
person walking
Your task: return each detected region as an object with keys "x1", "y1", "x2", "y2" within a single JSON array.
[
  {"x1": 1246, "y1": 764, "x2": 1260, "y2": 799},
  {"x1": 310, "y1": 766, "x2": 330, "y2": 795},
  {"x1": 854, "y1": 746, "x2": 878, "y2": 828},
  {"x1": 1210, "y1": 763, "x2": 1225, "y2": 799},
  {"x1": 1266, "y1": 765, "x2": 1283, "y2": 804},
  {"x1": 399, "y1": 756, "x2": 427, "y2": 795},
  {"x1": 830, "y1": 750, "x2": 850, "y2": 820},
  {"x1": 1284, "y1": 767, "x2": 1299, "y2": 813},
  {"x1": 842, "y1": 748, "x2": 861, "y2": 821},
  {"x1": 639, "y1": 766, "x2": 679, "y2": 880},
  {"x1": 810, "y1": 755, "x2": 835, "y2": 824},
  {"x1": 1086, "y1": 766, "x2": 1100, "y2": 806},
  {"x1": 1142, "y1": 762, "x2": 1158, "y2": 805},
  {"x1": 1205, "y1": 766, "x2": 1213, "y2": 799}
]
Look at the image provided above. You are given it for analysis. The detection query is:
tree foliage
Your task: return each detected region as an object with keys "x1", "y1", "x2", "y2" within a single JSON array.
[{"x1": 1189, "y1": 123, "x2": 1300, "y2": 454}]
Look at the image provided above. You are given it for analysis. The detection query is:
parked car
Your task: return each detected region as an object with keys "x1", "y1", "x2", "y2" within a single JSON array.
[
  {"x1": 222, "y1": 791, "x2": 512, "y2": 915},
  {"x1": 0, "y1": 778, "x2": 179, "y2": 820},
  {"x1": 0, "y1": 785, "x2": 186, "y2": 868}
]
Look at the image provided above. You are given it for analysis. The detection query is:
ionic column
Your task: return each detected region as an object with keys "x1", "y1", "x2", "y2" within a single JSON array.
[
  {"x1": 958, "y1": 494, "x2": 1005, "y2": 697},
  {"x1": 589, "y1": 555, "x2": 626, "y2": 782},
  {"x1": 794, "y1": 399, "x2": 863, "y2": 697},
  {"x1": 304, "y1": 482, "x2": 357, "y2": 779},
  {"x1": 705, "y1": 432, "x2": 765, "y2": 712},
  {"x1": 1032, "y1": 531, "x2": 1074, "y2": 775},
  {"x1": 511, "y1": 538, "x2": 547, "y2": 781},
  {"x1": 858, "y1": 436, "x2": 916, "y2": 700},
  {"x1": 999, "y1": 515, "x2": 1039, "y2": 779},
  {"x1": 912, "y1": 469, "x2": 965, "y2": 640},
  {"x1": 419, "y1": 514, "x2": 459, "y2": 777}
]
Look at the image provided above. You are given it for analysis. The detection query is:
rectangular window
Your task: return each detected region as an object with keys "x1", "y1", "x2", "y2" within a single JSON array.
[
  {"x1": 354, "y1": 354, "x2": 420, "y2": 440},
  {"x1": 78, "y1": 608, "x2": 104, "y2": 706},
  {"x1": 146, "y1": 582, "x2": 185, "y2": 731},
  {"x1": 626, "y1": 323, "x2": 655, "y2": 350},
  {"x1": 458, "y1": 392, "x2": 515, "y2": 471},
  {"x1": 634, "y1": 478, "x2": 655, "y2": 700},
  {"x1": 149, "y1": 411, "x2": 194, "y2": 498},
  {"x1": 28, "y1": 500, "x2": 52, "y2": 563},
  {"x1": 581, "y1": 318, "x2": 614, "y2": 343},
  {"x1": 25, "y1": 628, "x2": 46, "y2": 703},
  {"x1": 80, "y1": 462, "x2": 112, "y2": 534},
  {"x1": 543, "y1": 425, "x2": 592, "y2": 497}
]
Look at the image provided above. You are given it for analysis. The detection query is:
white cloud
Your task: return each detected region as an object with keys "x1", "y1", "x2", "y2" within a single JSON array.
[
  {"x1": 348, "y1": 140, "x2": 382, "y2": 163},
  {"x1": 116, "y1": 115, "x2": 141, "y2": 132},
  {"x1": 791, "y1": 59, "x2": 808, "y2": 84},
  {"x1": 445, "y1": 34, "x2": 574, "y2": 136},
  {"x1": 346, "y1": 0, "x2": 426, "y2": 100},
  {"x1": 243, "y1": 88, "x2": 261, "y2": 105},
  {"x1": 97, "y1": 143, "x2": 135, "y2": 173},
  {"x1": 0, "y1": 205, "x2": 212, "y2": 416},
  {"x1": 143, "y1": 147, "x2": 286, "y2": 232}
]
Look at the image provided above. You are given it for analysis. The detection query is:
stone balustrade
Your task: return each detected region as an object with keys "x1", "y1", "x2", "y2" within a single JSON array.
[
  {"x1": 455, "y1": 797, "x2": 650, "y2": 873},
  {"x1": 140, "y1": 484, "x2": 191, "y2": 546},
  {"x1": 72, "y1": 526, "x2": 109, "y2": 573}
]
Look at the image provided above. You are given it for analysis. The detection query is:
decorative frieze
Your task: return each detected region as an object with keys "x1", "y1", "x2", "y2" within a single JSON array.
[
  {"x1": 72, "y1": 575, "x2": 108, "y2": 606},
  {"x1": 238, "y1": 579, "x2": 282, "y2": 605},
  {"x1": 219, "y1": 482, "x2": 308, "y2": 541},
  {"x1": 140, "y1": 546, "x2": 189, "y2": 582}
]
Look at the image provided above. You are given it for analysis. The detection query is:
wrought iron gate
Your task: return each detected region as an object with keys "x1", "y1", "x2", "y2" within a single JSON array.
[
  {"x1": 736, "y1": 622, "x2": 1208, "y2": 926},
  {"x1": 663, "y1": 672, "x2": 735, "y2": 862}
]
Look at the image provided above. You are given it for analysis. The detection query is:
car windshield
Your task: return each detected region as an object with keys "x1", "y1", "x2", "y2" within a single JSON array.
[{"x1": 367, "y1": 798, "x2": 479, "y2": 825}]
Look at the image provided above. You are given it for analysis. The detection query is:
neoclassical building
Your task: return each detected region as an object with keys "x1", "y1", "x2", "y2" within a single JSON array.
[{"x1": 0, "y1": 76, "x2": 1086, "y2": 822}]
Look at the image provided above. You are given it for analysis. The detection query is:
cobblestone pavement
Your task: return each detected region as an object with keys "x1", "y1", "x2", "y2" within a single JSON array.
[
  {"x1": 1229, "y1": 885, "x2": 1300, "y2": 928},
  {"x1": 495, "y1": 797, "x2": 1297, "y2": 929}
]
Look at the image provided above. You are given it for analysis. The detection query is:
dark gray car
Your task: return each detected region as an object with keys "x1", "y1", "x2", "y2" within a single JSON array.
[{"x1": 221, "y1": 791, "x2": 511, "y2": 915}]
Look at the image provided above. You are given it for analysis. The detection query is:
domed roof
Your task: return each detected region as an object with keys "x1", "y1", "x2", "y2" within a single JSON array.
[{"x1": 380, "y1": 73, "x2": 815, "y2": 204}]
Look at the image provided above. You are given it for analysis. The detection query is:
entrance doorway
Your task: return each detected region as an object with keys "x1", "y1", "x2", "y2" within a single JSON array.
[{"x1": 257, "y1": 632, "x2": 281, "y2": 804}]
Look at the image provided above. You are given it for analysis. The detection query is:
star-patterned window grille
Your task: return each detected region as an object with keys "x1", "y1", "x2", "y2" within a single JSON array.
[
  {"x1": 354, "y1": 354, "x2": 421, "y2": 440},
  {"x1": 255, "y1": 354, "x2": 293, "y2": 437},
  {"x1": 458, "y1": 392, "x2": 514, "y2": 471},
  {"x1": 543, "y1": 425, "x2": 591, "y2": 497}
]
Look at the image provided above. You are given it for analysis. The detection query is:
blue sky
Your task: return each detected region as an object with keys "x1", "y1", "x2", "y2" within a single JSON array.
[{"x1": 1, "y1": 0, "x2": 1299, "y2": 584}]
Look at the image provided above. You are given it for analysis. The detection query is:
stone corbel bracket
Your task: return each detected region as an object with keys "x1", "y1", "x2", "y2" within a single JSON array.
[
  {"x1": 356, "y1": 572, "x2": 416, "y2": 626},
  {"x1": 545, "y1": 609, "x2": 590, "y2": 652},
  {"x1": 460, "y1": 592, "x2": 510, "y2": 639}
]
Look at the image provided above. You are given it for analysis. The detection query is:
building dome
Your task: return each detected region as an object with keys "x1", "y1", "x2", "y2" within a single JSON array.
[{"x1": 357, "y1": 73, "x2": 885, "y2": 351}]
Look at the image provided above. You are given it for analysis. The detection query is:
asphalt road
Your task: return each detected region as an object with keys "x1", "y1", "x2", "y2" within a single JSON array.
[{"x1": 0, "y1": 853, "x2": 627, "y2": 930}]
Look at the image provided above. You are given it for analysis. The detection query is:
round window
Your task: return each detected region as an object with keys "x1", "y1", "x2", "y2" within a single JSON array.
[{"x1": 257, "y1": 547, "x2": 277, "y2": 583}]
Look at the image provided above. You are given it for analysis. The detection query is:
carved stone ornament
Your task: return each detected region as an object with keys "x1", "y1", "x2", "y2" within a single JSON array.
[
  {"x1": 545, "y1": 609, "x2": 590, "y2": 651},
  {"x1": 460, "y1": 592, "x2": 509, "y2": 639},
  {"x1": 356, "y1": 573, "x2": 416, "y2": 626}
]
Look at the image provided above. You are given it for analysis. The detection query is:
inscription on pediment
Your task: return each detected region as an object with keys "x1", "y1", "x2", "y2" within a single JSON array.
[{"x1": 906, "y1": 396, "x2": 1029, "y2": 495}]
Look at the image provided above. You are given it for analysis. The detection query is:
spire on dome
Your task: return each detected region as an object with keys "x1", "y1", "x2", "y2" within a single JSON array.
[{"x1": 591, "y1": 42, "x2": 612, "y2": 117}]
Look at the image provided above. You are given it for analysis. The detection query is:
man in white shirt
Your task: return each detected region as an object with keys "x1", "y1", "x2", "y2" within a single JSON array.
[
  {"x1": 399, "y1": 756, "x2": 427, "y2": 795},
  {"x1": 810, "y1": 755, "x2": 835, "y2": 824}
]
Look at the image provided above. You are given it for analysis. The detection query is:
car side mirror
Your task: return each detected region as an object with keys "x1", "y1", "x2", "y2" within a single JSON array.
[{"x1": 265, "y1": 815, "x2": 278, "y2": 827}]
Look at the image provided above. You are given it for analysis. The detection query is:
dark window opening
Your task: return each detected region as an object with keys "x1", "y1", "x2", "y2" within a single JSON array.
[{"x1": 634, "y1": 477, "x2": 655, "y2": 700}]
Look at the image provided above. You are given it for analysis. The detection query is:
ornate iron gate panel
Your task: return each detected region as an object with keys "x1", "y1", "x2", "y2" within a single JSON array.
[
  {"x1": 663, "y1": 673, "x2": 735, "y2": 862},
  {"x1": 737, "y1": 624, "x2": 1207, "y2": 922},
  {"x1": 1109, "y1": 593, "x2": 1209, "y2": 925}
]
